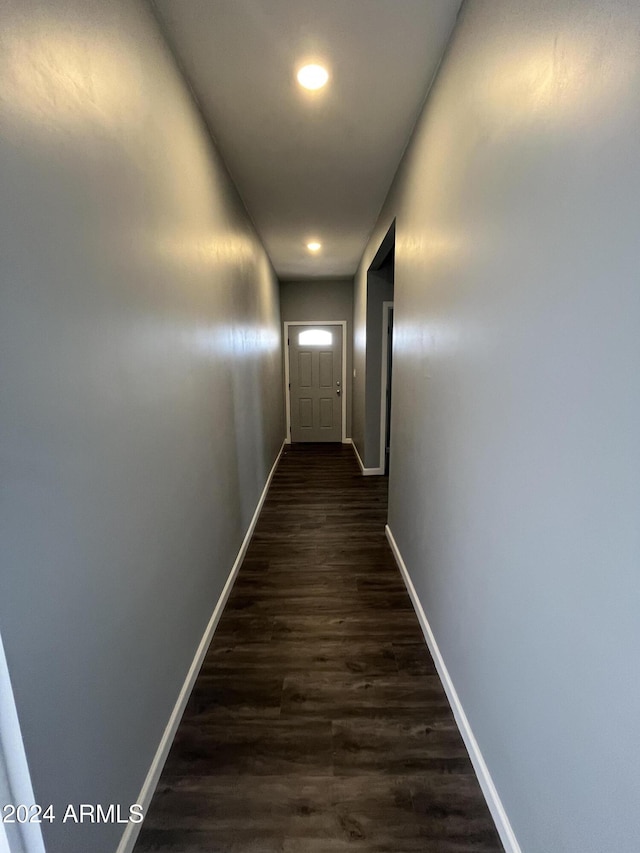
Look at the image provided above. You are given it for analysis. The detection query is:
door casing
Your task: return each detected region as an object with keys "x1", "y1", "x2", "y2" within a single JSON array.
[
  {"x1": 380, "y1": 301, "x2": 394, "y2": 471},
  {"x1": 284, "y1": 320, "x2": 348, "y2": 444}
]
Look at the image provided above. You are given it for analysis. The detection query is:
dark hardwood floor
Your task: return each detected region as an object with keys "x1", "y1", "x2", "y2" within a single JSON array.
[{"x1": 134, "y1": 443, "x2": 503, "y2": 853}]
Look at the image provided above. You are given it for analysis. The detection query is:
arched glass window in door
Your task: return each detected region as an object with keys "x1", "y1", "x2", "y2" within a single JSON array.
[{"x1": 298, "y1": 329, "x2": 332, "y2": 346}]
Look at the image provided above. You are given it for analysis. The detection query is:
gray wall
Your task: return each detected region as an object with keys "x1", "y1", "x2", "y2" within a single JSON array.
[
  {"x1": 280, "y1": 278, "x2": 354, "y2": 438},
  {"x1": 354, "y1": 0, "x2": 640, "y2": 851},
  {"x1": 0, "y1": 2, "x2": 283, "y2": 852}
]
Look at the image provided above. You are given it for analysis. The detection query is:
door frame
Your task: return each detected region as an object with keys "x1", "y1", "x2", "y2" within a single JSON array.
[
  {"x1": 0, "y1": 633, "x2": 46, "y2": 853},
  {"x1": 284, "y1": 320, "x2": 347, "y2": 444},
  {"x1": 379, "y1": 301, "x2": 394, "y2": 470}
]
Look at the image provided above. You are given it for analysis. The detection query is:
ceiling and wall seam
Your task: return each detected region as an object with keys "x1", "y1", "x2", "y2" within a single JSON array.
[
  {"x1": 145, "y1": 0, "x2": 278, "y2": 278},
  {"x1": 359, "y1": 0, "x2": 467, "y2": 261}
]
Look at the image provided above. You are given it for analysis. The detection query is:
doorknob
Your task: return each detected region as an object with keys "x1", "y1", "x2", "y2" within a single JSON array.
[{"x1": 336, "y1": 389, "x2": 341, "y2": 396}]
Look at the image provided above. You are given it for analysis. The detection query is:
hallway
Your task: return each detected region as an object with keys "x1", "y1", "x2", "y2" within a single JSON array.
[
  {"x1": 6, "y1": 2, "x2": 640, "y2": 849},
  {"x1": 134, "y1": 445, "x2": 503, "y2": 853}
]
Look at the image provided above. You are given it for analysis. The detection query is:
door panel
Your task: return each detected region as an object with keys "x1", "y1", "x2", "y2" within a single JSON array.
[
  {"x1": 319, "y1": 351, "x2": 333, "y2": 387},
  {"x1": 319, "y1": 397, "x2": 333, "y2": 429},
  {"x1": 299, "y1": 352, "x2": 312, "y2": 386},
  {"x1": 299, "y1": 398, "x2": 313, "y2": 428},
  {"x1": 289, "y1": 324, "x2": 343, "y2": 442}
]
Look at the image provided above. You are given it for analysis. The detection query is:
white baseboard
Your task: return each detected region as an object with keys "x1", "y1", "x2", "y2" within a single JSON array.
[
  {"x1": 350, "y1": 439, "x2": 384, "y2": 476},
  {"x1": 116, "y1": 440, "x2": 285, "y2": 853},
  {"x1": 385, "y1": 525, "x2": 522, "y2": 853}
]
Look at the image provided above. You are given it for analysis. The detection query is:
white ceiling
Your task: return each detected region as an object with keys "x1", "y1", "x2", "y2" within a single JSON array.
[{"x1": 152, "y1": 0, "x2": 462, "y2": 279}]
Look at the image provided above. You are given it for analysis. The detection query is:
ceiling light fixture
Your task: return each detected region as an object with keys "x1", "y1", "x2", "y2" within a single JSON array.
[
  {"x1": 297, "y1": 64, "x2": 329, "y2": 91},
  {"x1": 307, "y1": 241, "x2": 322, "y2": 252}
]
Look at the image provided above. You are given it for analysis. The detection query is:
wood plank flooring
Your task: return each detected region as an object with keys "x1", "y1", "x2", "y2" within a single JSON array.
[{"x1": 134, "y1": 443, "x2": 503, "y2": 853}]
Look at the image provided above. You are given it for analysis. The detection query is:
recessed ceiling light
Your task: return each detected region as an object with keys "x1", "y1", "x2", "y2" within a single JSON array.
[
  {"x1": 307, "y1": 241, "x2": 322, "y2": 252},
  {"x1": 297, "y1": 64, "x2": 329, "y2": 91}
]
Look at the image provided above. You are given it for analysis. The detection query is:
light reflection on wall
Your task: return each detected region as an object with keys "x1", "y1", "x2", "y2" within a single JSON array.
[
  {"x1": 399, "y1": 229, "x2": 464, "y2": 265},
  {"x1": 394, "y1": 318, "x2": 460, "y2": 361},
  {"x1": 0, "y1": 22, "x2": 144, "y2": 129},
  {"x1": 193, "y1": 325, "x2": 279, "y2": 360},
  {"x1": 354, "y1": 327, "x2": 366, "y2": 351},
  {"x1": 158, "y1": 232, "x2": 258, "y2": 269},
  {"x1": 482, "y1": 36, "x2": 630, "y2": 127}
]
